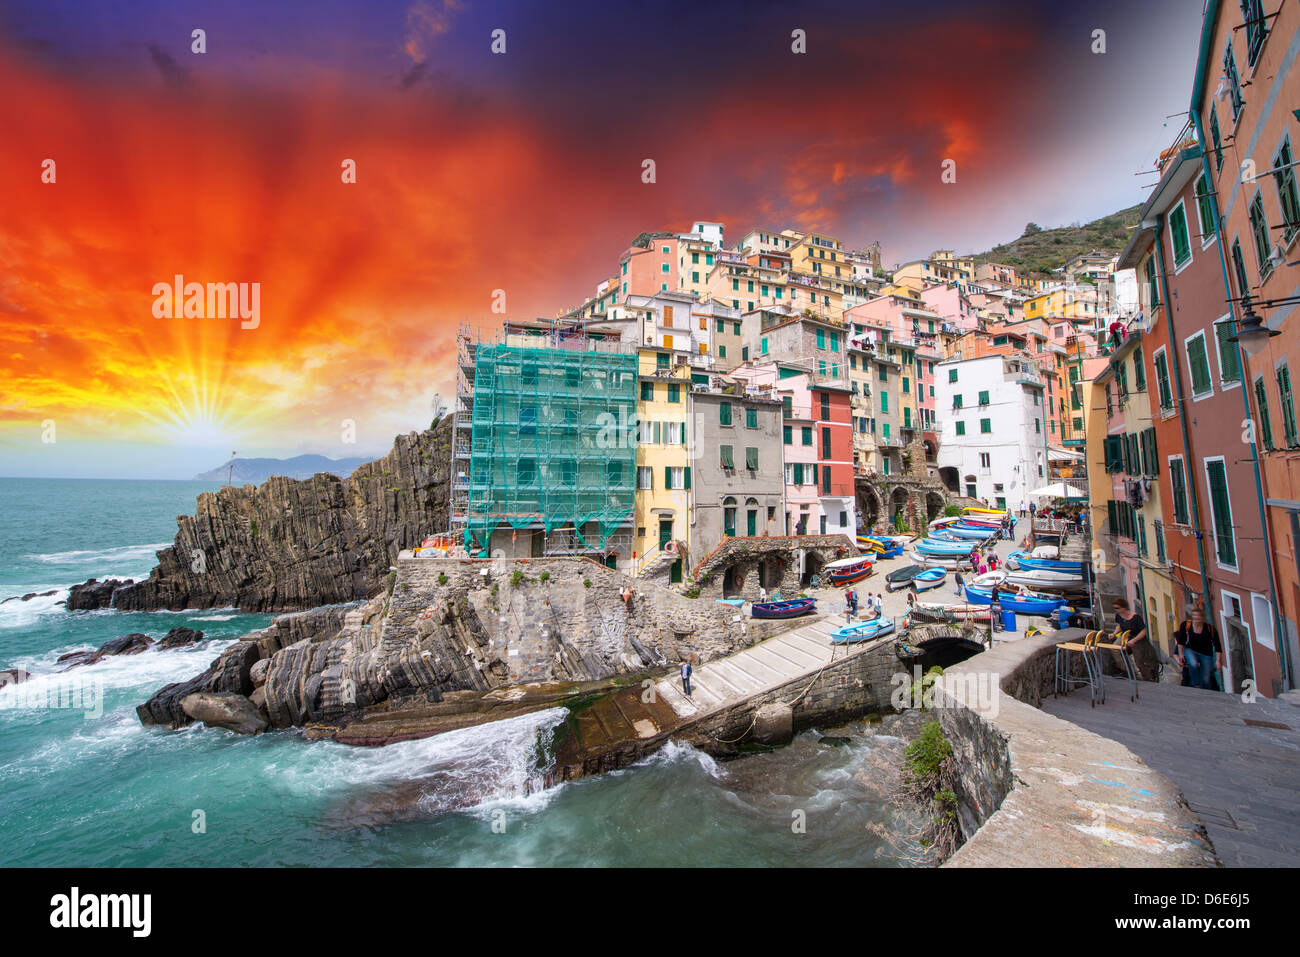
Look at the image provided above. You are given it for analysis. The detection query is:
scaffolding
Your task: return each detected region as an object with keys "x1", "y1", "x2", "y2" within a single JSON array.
[{"x1": 463, "y1": 340, "x2": 638, "y2": 557}]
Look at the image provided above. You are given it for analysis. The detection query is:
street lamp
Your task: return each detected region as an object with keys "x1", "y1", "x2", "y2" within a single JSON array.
[{"x1": 1228, "y1": 298, "x2": 1281, "y2": 359}]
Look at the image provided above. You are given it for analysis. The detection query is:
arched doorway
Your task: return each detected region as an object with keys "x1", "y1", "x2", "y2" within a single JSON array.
[
  {"x1": 925, "y1": 491, "x2": 945, "y2": 521},
  {"x1": 745, "y1": 497, "x2": 759, "y2": 537},
  {"x1": 760, "y1": 556, "x2": 785, "y2": 589},
  {"x1": 723, "y1": 496, "x2": 737, "y2": 538},
  {"x1": 857, "y1": 484, "x2": 881, "y2": 531},
  {"x1": 801, "y1": 552, "x2": 825, "y2": 588},
  {"x1": 889, "y1": 487, "x2": 909, "y2": 526},
  {"x1": 723, "y1": 564, "x2": 746, "y2": 598},
  {"x1": 938, "y1": 467, "x2": 959, "y2": 493},
  {"x1": 963, "y1": 474, "x2": 977, "y2": 499}
]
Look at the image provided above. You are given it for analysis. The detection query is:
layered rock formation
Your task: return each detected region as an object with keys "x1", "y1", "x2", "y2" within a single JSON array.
[
  {"x1": 73, "y1": 420, "x2": 452, "y2": 613},
  {"x1": 140, "y1": 557, "x2": 769, "y2": 742}
]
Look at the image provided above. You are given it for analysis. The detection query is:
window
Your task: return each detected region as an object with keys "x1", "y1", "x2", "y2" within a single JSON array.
[
  {"x1": 1195, "y1": 173, "x2": 1215, "y2": 242},
  {"x1": 1143, "y1": 255, "x2": 1160, "y2": 308},
  {"x1": 640, "y1": 382, "x2": 654, "y2": 402},
  {"x1": 662, "y1": 246, "x2": 669, "y2": 254},
  {"x1": 667, "y1": 384, "x2": 680, "y2": 403},
  {"x1": 880, "y1": 391, "x2": 889, "y2": 413},
  {"x1": 1104, "y1": 435, "x2": 1123, "y2": 472},
  {"x1": 953, "y1": 394, "x2": 963, "y2": 409},
  {"x1": 637, "y1": 466, "x2": 652, "y2": 490},
  {"x1": 816, "y1": 329, "x2": 825, "y2": 349},
  {"x1": 517, "y1": 457, "x2": 536, "y2": 485},
  {"x1": 719, "y1": 345, "x2": 726, "y2": 359},
  {"x1": 720, "y1": 445, "x2": 734, "y2": 469},
  {"x1": 1274, "y1": 137, "x2": 1300, "y2": 244},
  {"x1": 820, "y1": 394, "x2": 830, "y2": 421},
  {"x1": 1186, "y1": 332, "x2": 1213, "y2": 396},
  {"x1": 662, "y1": 263, "x2": 670, "y2": 274},
  {"x1": 1242, "y1": 0, "x2": 1268, "y2": 65},
  {"x1": 1279, "y1": 364, "x2": 1298, "y2": 447},
  {"x1": 949, "y1": 368, "x2": 958, "y2": 383},
  {"x1": 1169, "y1": 458, "x2": 1189, "y2": 524},
  {"x1": 1138, "y1": 515, "x2": 1147, "y2": 557},
  {"x1": 1254, "y1": 376, "x2": 1275, "y2": 450},
  {"x1": 1249, "y1": 192, "x2": 1272, "y2": 279},
  {"x1": 1154, "y1": 349, "x2": 1173, "y2": 408},
  {"x1": 783, "y1": 425, "x2": 792, "y2": 445},
  {"x1": 955, "y1": 420, "x2": 966, "y2": 436},
  {"x1": 1154, "y1": 519, "x2": 1166, "y2": 563},
  {"x1": 1224, "y1": 42, "x2": 1243, "y2": 121},
  {"x1": 1210, "y1": 107, "x2": 1224, "y2": 172},
  {"x1": 978, "y1": 390, "x2": 989, "y2": 405},
  {"x1": 733, "y1": 322, "x2": 740, "y2": 335},
  {"x1": 903, "y1": 377, "x2": 910, "y2": 394},
  {"x1": 761, "y1": 337, "x2": 768, "y2": 355},
  {"x1": 745, "y1": 407, "x2": 758, "y2": 429},
  {"x1": 882, "y1": 424, "x2": 890, "y2": 441},
  {"x1": 519, "y1": 406, "x2": 536, "y2": 434},
  {"x1": 1214, "y1": 319, "x2": 1240, "y2": 382},
  {"x1": 716, "y1": 318, "x2": 724, "y2": 333},
  {"x1": 1169, "y1": 201, "x2": 1191, "y2": 268},
  {"x1": 719, "y1": 402, "x2": 732, "y2": 426},
  {"x1": 1133, "y1": 346, "x2": 1146, "y2": 391},
  {"x1": 979, "y1": 452, "x2": 991, "y2": 468},
  {"x1": 1231, "y1": 238, "x2": 1250, "y2": 301},
  {"x1": 1205, "y1": 458, "x2": 1236, "y2": 567},
  {"x1": 745, "y1": 447, "x2": 758, "y2": 471},
  {"x1": 801, "y1": 426, "x2": 813, "y2": 446}
]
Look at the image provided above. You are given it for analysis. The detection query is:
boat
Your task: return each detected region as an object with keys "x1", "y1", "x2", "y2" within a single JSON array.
[
  {"x1": 968, "y1": 570, "x2": 1008, "y2": 589},
  {"x1": 912, "y1": 601, "x2": 992, "y2": 623},
  {"x1": 962, "y1": 507, "x2": 1008, "y2": 517},
  {"x1": 751, "y1": 597, "x2": 817, "y2": 619},
  {"x1": 915, "y1": 539, "x2": 978, "y2": 556},
  {"x1": 830, "y1": 616, "x2": 896, "y2": 644},
  {"x1": 912, "y1": 568, "x2": 947, "y2": 592},
  {"x1": 963, "y1": 585, "x2": 1065, "y2": 616},
  {"x1": 1004, "y1": 549, "x2": 1084, "y2": 573},
  {"x1": 908, "y1": 550, "x2": 971, "y2": 569},
  {"x1": 1003, "y1": 568, "x2": 1086, "y2": 590},
  {"x1": 714, "y1": 598, "x2": 746, "y2": 606},
  {"x1": 824, "y1": 556, "x2": 874, "y2": 585},
  {"x1": 931, "y1": 524, "x2": 996, "y2": 541},
  {"x1": 885, "y1": 564, "x2": 924, "y2": 590},
  {"x1": 858, "y1": 535, "x2": 907, "y2": 558},
  {"x1": 929, "y1": 516, "x2": 960, "y2": 529}
]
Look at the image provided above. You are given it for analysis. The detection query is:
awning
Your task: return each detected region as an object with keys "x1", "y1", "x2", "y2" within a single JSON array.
[{"x1": 1028, "y1": 481, "x2": 1087, "y2": 499}]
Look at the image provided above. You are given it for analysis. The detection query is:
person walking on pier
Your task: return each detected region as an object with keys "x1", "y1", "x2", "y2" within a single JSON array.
[
  {"x1": 680, "y1": 659, "x2": 693, "y2": 697},
  {"x1": 954, "y1": 568, "x2": 965, "y2": 598}
]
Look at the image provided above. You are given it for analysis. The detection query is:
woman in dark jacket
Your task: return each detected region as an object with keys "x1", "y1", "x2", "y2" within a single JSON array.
[{"x1": 1175, "y1": 606, "x2": 1224, "y2": 690}]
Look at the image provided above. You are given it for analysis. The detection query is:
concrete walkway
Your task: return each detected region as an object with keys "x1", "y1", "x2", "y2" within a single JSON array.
[
  {"x1": 655, "y1": 615, "x2": 855, "y2": 718},
  {"x1": 1044, "y1": 682, "x2": 1300, "y2": 867}
]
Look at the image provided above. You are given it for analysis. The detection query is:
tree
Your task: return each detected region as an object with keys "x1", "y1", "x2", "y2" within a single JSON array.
[{"x1": 1023, "y1": 222, "x2": 1042, "y2": 235}]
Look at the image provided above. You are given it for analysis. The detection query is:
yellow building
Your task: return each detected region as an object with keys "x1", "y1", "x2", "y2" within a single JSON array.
[
  {"x1": 677, "y1": 235, "x2": 717, "y2": 300},
  {"x1": 634, "y1": 346, "x2": 694, "y2": 581}
]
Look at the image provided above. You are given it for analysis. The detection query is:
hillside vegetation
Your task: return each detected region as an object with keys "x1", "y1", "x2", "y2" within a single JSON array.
[{"x1": 968, "y1": 205, "x2": 1141, "y2": 278}]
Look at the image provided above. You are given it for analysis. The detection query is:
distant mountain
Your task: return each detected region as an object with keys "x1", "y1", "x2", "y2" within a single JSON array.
[
  {"x1": 194, "y1": 454, "x2": 373, "y2": 484},
  {"x1": 968, "y1": 205, "x2": 1142, "y2": 278}
]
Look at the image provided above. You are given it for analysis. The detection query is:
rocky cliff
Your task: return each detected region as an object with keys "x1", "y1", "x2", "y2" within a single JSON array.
[
  {"x1": 71, "y1": 419, "x2": 452, "y2": 613},
  {"x1": 140, "y1": 557, "x2": 776, "y2": 743}
]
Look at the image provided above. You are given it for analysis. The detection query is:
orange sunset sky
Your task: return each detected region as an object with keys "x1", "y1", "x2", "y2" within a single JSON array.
[{"x1": 0, "y1": 0, "x2": 1201, "y2": 478}]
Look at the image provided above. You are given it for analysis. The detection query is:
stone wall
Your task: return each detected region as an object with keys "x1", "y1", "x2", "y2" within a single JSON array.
[
  {"x1": 934, "y1": 632, "x2": 1218, "y2": 867},
  {"x1": 690, "y1": 534, "x2": 858, "y2": 600}
]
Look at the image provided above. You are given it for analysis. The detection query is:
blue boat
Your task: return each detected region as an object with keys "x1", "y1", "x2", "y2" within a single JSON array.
[
  {"x1": 830, "y1": 616, "x2": 896, "y2": 644},
  {"x1": 912, "y1": 567, "x2": 947, "y2": 592},
  {"x1": 1005, "y1": 549, "x2": 1084, "y2": 573},
  {"x1": 934, "y1": 524, "x2": 997, "y2": 541},
  {"x1": 751, "y1": 597, "x2": 817, "y2": 619},
  {"x1": 915, "y1": 539, "x2": 977, "y2": 556},
  {"x1": 963, "y1": 585, "x2": 1064, "y2": 616}
]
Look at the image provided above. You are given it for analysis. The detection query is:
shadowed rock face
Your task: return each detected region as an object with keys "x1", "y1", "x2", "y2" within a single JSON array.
[
  {"x1": 139, "y1": 558, "x2": 770, "y2": 744},
  {"x1": 72, "y1": 421, "x2": 451, "y2": 614}
]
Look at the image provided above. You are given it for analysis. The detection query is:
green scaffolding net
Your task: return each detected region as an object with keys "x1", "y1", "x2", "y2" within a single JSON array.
[{"x1": 465, "y1": 343, "x2": 637, "y2": 557}]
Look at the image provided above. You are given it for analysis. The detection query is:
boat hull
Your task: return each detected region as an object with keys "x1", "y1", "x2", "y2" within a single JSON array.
[
  {"x1": 830, "y1": 617, "x2": 896, "y2": 644},
  {"x1": 913, "y1": 569, "x2": 947, "y2": 592},
  {"x1": 963, "y1": 586, "x2": 1064, "y2": 616},
  {"x1": 751, "y1": 598, "x2": 817, "y2": 619}
]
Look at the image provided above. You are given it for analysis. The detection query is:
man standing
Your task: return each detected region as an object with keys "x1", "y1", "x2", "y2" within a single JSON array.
[
  {"x1": 873, "y1": 593, "x2": 883, "y2": 617},
  {"x1": 990, "y1": 583, "x2": 1002, "y2": 633},
  {"x1": 1174, "y1": 606, "x2": 1223, "y2": 690},
  {"x1": 1112, "y1": 598, "x2": 1158, "y2": 681},
  {"x1": 680, "y1": 658, "x2": 693, "y2": 697},
  {"x1": 954, "y1": 568, "x2": 965, "y2": 598}
]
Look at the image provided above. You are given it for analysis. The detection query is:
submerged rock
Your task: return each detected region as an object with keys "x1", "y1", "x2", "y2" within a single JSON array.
[
  {"x1": 158, "y1": 627, "x2": 204, "y2": 649},
  {"x1": 181, "y1": 692, "x2": 268, "y2": 735},
  {"x1": 60, "y1": 633, "x2": 154, "y2": 669},
  {"x1": 1, "y1": 669, "x2": 31, "y2": 687},
  {"x1": 66, "y1": 578, "x2": 135, "y2": 611}
]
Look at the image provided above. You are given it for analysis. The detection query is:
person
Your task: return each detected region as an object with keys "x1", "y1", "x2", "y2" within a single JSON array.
[
  {"x1": 1109, "y1": 319, "x2": 1123, "y2": 348},
  {"x1": 758, "y1": 585, "x2": 767, "y2": 603},
  {"x1": 988, "y1": 551, "x2": 999, "y2": 571},
  {"x1": 1028, "y1": 501, "x2": 1037, "y2": 518},
  {"x1": 990, "y1": 583, "x2": 1003, "y2": 633},
  {"x1": 969, "y1": 547, "x2": 979, "y2": 566},
  {"x1": 845, "y1": 588, "x2": 858, "y2": 618},
  {"x1": 620, "y1": 584, "x2": 632, "y2": 606},
  {"x1": 873, "y1": 593, "x2": 883, "y2": 616},
  {"x1": 680, "y1": 658, "x2": 692, "y2": 697},
  {"x1": 1174, "y1": 606, "x2": 1224, "y2": 690},
  {"x1": 978, "y1": 561, "x2": 988, "y2": 575},
  {"x1": 954, "y1": 568, "x2": 965, "y2": 597},
  {"x1": 906, "y1": 591, "x2": 916, "y2": 610},
  {"x1": 1111, "y1": 597, "x2": 1158, "y2": 681}
]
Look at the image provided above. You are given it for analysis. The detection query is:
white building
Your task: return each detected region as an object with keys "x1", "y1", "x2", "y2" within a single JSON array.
[{"x1": 934, "y1": 353, "x2": 1050, "y2": 511}]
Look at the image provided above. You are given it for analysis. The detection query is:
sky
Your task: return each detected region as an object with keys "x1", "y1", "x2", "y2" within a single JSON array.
[{"x1": 0, "y1": 0, "x2": 1205, "y2": 479}]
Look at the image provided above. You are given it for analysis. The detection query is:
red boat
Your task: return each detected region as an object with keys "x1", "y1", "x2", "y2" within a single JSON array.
[{"x1": 824, "y1": 556, "x2": 874, "y2": 585}]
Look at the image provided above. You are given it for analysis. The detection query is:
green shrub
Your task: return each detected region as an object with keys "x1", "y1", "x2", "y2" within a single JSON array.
[
  {"x1": 539, "y1": 571, "x2": 550, "y2": 583},
  {"x1": 582, "y1": 579, "x2": 592, "y2": 588},
  {"x1": 944, "y1": 504, "x2": 961, "y2": 517},
  {"x1": 437, "y1": 573, "x2": 448, "y2": 585},
  {"x1": 510, "y1": 570, "x2": 525, "y2": 586}
]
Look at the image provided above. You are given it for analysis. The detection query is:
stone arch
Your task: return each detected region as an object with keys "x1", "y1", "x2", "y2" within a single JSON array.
[
  {"x1": 925, "y1": 490, "x2": 946, "y2": 522},
  {"x1": 889, "y1": 486, "x2": 909, "y2": 522},
  {"x1": 802, "y1": 551, "x2": 826, "y2": 587},
  {"x1": 938, "y1": 467, "x2": 959, "y2": 493},
  {"x1": 857, "y1": 483, "x2": 881, "y2": 532},
  {"x1": 722, "y1": 564, "x2": 746, "y2": 599},
  {"x1": 759, "y1": 555, "x2": 785, "y2": 589}
]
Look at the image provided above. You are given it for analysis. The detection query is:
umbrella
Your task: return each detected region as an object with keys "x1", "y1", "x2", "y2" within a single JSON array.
[{"x1": 1028, "y1": 481, "x2": 1086, "y2": 499}]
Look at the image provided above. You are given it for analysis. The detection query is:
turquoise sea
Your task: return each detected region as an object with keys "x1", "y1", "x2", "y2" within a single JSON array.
[{"x1": 0, "y1": 478, "x2": 911, "y2": 866}]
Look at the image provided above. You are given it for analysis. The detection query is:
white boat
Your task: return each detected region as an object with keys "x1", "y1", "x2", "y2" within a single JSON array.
[
  {"x1": 968, "y1": 570, "x2": 1007, "y2": 589},
  {"x1": 907, "y1": 550, "x2": 971, "y2": 570},
  {"x1": 1003, "y1": 568, "x2": 1085, "y2": 590}
]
